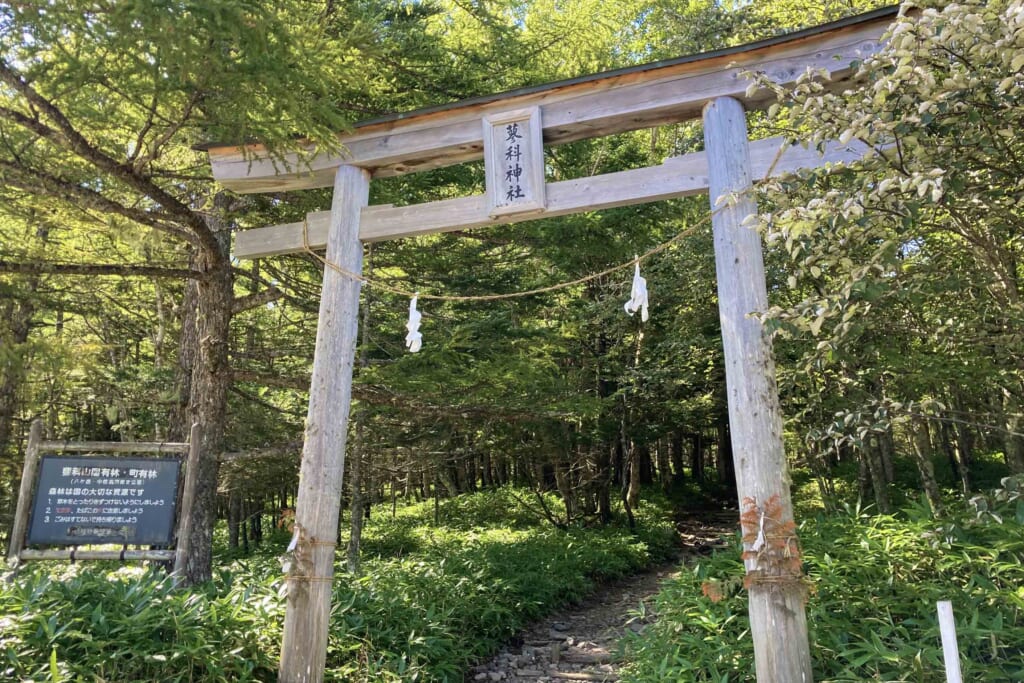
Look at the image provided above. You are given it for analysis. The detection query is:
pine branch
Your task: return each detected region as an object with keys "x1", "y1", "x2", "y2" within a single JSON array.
[
  {"x1": 232, "y1": 264, "x2": 317, "y2": 312},
  {"x1": 230, "y1": 386, "x2": 306, "y2": 418},
  {"x1": 232, "y1": 286, "x2": 284, "y2": 315},
  {"x1": 0, "y1": 259, "x2": 206, "y2": 280},
  {"x1": 0, "y1": 59, "x2": 225, "y2": 262},
  {"x1": 0, "y1": 159, "x2": 199, "y2": 246},
  {"x1": 232, "y1": 370, "x2": 308, "y2": 391},
  {"x1": 132, "y1": 90, "x2": 202, "y2": 173}
]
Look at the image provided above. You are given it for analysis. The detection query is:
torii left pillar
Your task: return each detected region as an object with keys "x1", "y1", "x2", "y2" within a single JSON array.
[{"x1": 279, "y1": 164, "x2": 369, "y2": 683}]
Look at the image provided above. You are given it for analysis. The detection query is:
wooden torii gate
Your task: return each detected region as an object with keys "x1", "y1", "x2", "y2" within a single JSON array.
[{"x1": 204, "y1": 7, "x2": 898, "y2": 682}]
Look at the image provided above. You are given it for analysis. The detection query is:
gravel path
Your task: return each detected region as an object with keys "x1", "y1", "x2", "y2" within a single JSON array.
[{"x1": 466, "y1": 513, "x2": 735, "y2": 683}]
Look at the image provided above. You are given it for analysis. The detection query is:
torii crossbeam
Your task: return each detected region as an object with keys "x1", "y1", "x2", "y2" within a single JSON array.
[{"x1": 203, "y1": 7, "x2": 899, "y2": 682}]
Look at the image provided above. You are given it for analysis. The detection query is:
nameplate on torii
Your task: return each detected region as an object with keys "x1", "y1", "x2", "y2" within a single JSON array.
[{"x1": 483, "y1": 106, "x2": 546, "y2": 218}]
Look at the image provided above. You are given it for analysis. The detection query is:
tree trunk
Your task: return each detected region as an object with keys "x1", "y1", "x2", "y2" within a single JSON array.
[
  {"x1": 938, "y1": 416, "x2": 969, "y2": 496},
  {"x1": 909, "y1": 416, "x2": 944, "y2": 517},
  {"x1": 716, "y1": 417, "x2": 736, "y2": 497},
  {"x1": 228, "y1": 490, "x2": 241, "y2": 549},
  {"x1": 626, "y1": 440, "x2": 641, "y2": 511},
  {"x1": 690, "y1": 431, "x2": 705, "y2": 482},
  {"x1": 656, "y1": 438, "x2": 672, "y2": 493},
  {"x1": 879, "y1": 427, "x2": 896, "y2": 486},
  {"x1": 171, "y1": 197, "x2": 233, "y2": 585},
  {"x1": 948, "y1": 388, "x2": 974, "y2": 490},
  {"x1": 595, "y1": 442, "x2": 612, "y2": 524},
  {"x1": 638, "y1": 443, "x2": 654, "y2": 485},
  {"x1": 670, "y1": 431, "x2": 686, "y2": 484},
  {"x1": 864, "y1": 437, "x2": 891, "y2": 514},
  {"x1": 555, "y1": 460, "x2": 574, "y2": 523},
  {"x1": 857, "y1": 447, "x2": 871, "y2": 505},
  {"x1": 482, "y1": 451, "x2": 493, "y2": 489},
  {"x1": 241, "y1": 498, "x2": 250, "y2": 554},
  {"x1": 612, "y1": 433, "x2": 625, "y2": 487},
  {"x1": 807, "y1": 443, "x2": 836, "y2": 512},
  {"x1": 252, "y1": 499, "x2": 263, "y2": 545},
  {"x1": 1002, "y1": 386, "x2": 1024, "y2": 474}
]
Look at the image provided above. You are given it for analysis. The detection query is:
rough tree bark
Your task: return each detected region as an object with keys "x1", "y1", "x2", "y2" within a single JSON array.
[{"x1": 169, "y1": 195, "x2": 234, "y2": 585}]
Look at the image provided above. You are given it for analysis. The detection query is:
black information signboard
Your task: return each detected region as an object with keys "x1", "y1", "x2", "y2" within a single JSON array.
[{"x1": 27, "y1": 455, "x2": 180, "y2": 546}]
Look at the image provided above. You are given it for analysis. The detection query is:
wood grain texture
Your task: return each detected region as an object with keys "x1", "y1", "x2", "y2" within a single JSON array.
[
  {"x1": 19, "y1": 549, "x2": 176, "y2": 562},
  {"x1": 208, "y1": 15, "x2": 889, "y2": 192},
  {"x1": 278, "y1": 165, "x2": 369, "y2": 683},
  {"x1": 38, "y1": 440, "x2": 189, "y2": 454},
  {"x1": 233, "y1": 136, "x2": 870, "y2": 258},
  {"x1": 704, "y1": 97, "x2": 813, "y2": 682},
  {"x1": 172, "y1": 423, "x2": 202, "y2": 585},
  {"x1": 7, "y1": 419, "x2": 42, "y2": 565}
]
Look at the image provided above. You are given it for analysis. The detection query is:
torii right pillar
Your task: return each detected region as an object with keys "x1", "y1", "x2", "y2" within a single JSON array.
[{"x1": 703, "y1": 96, "x2": 814, "y2": 682}]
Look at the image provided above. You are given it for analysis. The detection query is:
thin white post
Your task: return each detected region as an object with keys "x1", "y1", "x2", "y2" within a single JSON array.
[
  {"x1": 6, "y1": 418, "x2": 43, "y2": 565},
  {"x1": 278, "y1": 164, "x2": 369, "y2": 683},
  {"x1": 937, "y1": 601, "x2": 963, "y2": 683},
  {"x1": 703, "y1": 96, "x2": 813, "y2": 682}
]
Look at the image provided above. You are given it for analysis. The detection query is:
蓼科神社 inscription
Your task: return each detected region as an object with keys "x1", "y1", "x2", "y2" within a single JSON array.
[
  {"x1": 482, "y1": 106, "x2": 545, "y2": 218},
  {"x1": 27, "y1": 455, "x2": 180, "y2": 546}
]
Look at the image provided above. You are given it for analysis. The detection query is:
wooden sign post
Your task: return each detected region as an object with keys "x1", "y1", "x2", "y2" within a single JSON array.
[
  {"x1": 6, "y1": 419, "x2": 198, "y2": 567},
  {"x1": 6, "y1": 419, "x2": 42, "y2": 565}
]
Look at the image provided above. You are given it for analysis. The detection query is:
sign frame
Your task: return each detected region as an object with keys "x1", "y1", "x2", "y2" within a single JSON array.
[
  {"x1": 482, "y1": 106, "x2": 546, "y2": 218},
  {"x1": 6, "y1": 421, "x2": 199, "y2": 573}
]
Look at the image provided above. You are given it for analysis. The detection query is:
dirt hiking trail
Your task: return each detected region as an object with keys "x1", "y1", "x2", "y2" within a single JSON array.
[{"x1": 466, "y1": 512, "x2": 736, "y2": 682}]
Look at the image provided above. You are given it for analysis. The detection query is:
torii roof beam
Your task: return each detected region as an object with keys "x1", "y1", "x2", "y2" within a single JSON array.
[{"x1": 204, "y1": 6, "x2": 897, "y2": 195}]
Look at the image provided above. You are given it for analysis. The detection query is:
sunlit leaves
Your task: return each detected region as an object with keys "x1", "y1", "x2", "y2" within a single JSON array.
[{"x1": 752, "y1": 0, "x2": 1024, "y2": 460}]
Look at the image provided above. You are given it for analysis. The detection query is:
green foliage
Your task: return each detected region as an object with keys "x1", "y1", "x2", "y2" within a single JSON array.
[
  {"x1": 0, "y1": 566, "x2": 280, "y2": 682},
  {"x1": 620, "y1": 501, "x2": 1024, "y2": 681},
  {"x1": 321, "y1": 488, "x2": 676, "y2": 680},
  {"x1": 754, "y1": 0, "x2": 1024, "y2": 471},
  {"x1": 1, "y1": 488, "x2": 676, "y2": 682}
]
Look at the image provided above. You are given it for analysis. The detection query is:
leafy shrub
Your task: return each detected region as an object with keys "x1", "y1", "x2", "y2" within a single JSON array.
[
  {"x1": 620, "y1": 504, "x2": 1024, "y2": 682},
  {"x1": 0, "y1": 565, "x2": 280, "y2": 682},
  {"x1": 323, "y1": 489, "x2": 675, "y2": 680},
  {"x1": 1, "y1": 487, "x2": 676, "y2": 682}
]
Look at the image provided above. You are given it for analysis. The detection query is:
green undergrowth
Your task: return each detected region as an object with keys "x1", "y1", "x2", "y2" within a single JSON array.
[
  {"x1": 620, "y1": 495, "x2": 1024, "y2": 682},
  {"x1": 1, "y1": 487, "x2": 676, "y2": 682}
]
